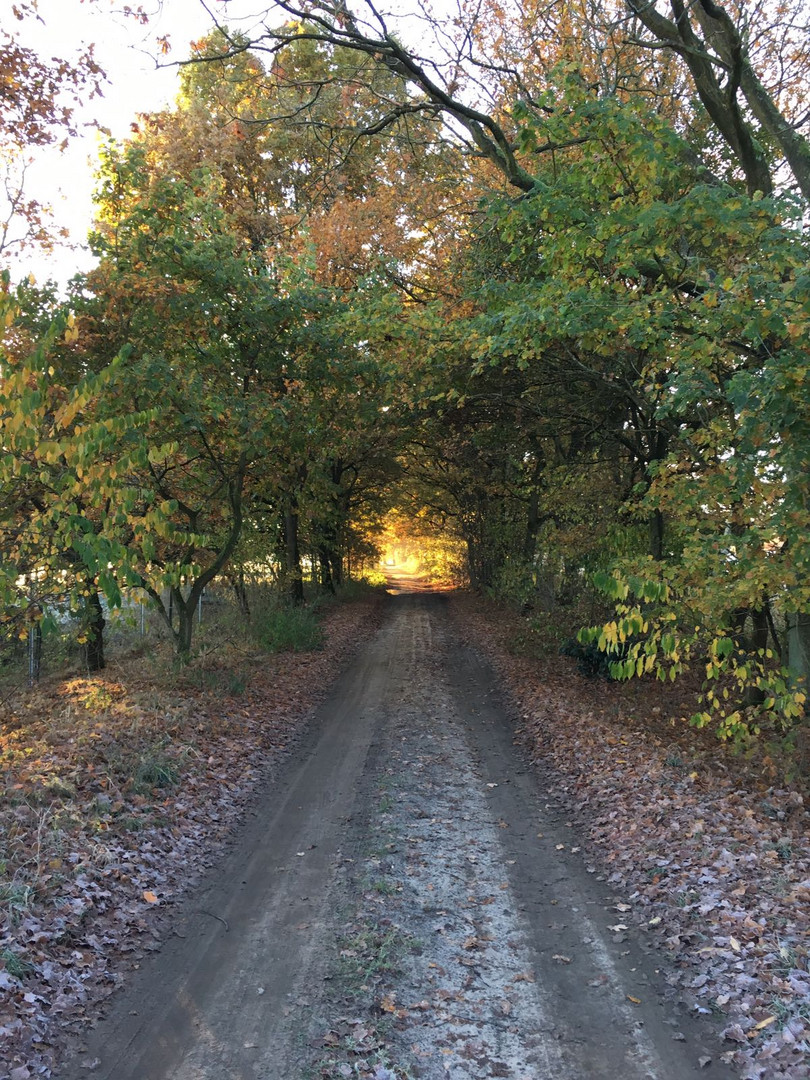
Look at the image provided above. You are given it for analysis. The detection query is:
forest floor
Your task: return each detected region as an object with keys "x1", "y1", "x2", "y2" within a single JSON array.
[
  {"x1": 455, "y1": 594, "x2": 810, "y2": 1080},
  {"x1": 0, "y1": 589, "x2": 386, "y2": 1080},
  {"x1": 0, "y1": 582, "x2": 808, "y2": 1080}
]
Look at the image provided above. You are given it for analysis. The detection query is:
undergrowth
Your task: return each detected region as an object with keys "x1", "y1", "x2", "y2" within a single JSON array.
[{"x1": 252, "y1": 604, "x2": 325, "y2": 653}]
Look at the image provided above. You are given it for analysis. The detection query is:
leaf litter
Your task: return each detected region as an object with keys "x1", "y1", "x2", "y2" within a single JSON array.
[
  {"x1": 452, "y1": 593, "x2": 810, "y2": 1080},
  {"x1": 0, "y1": 595, "x2": 384, "y2": 1080}
]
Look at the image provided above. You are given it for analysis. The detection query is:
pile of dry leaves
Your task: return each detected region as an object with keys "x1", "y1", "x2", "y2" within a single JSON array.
[
  {"x1": 0, "y1": 593, "x2": 384, "y2": 1080},
  {"x1": 452, "y1": 594, "x2": 810, "y2": 1080}
]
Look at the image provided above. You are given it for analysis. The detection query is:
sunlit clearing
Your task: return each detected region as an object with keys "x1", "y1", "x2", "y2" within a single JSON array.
[{"x1": 377, "y1": 509, "x2": 466, "y2": 592}]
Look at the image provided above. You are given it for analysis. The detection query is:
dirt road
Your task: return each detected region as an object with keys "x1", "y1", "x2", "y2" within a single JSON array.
[{"x1": 65, "y1": 591, "x2": 732, "y2": 1079}]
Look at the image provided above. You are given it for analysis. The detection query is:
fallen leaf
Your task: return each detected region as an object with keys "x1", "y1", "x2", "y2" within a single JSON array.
[
  {"x1": 721, "y1": 1023, "x2": 747, "y2": 1043},
  {"x1": 753, "y1": 1016, "x2": 776, "y2": 1032},
  {"x1": 142, "y1": 890, "x2": 158, "y2": 904},
  {"x1": 626, "y1": 995, "x2": 641, "y2": 1004},
  {"x1": 552, "y1": 954, "x2": 572, "y2": 964}
]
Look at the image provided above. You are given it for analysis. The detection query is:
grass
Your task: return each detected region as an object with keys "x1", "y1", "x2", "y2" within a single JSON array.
[
  {"x1": 675, "y1": 888, "x2": 701, "y2": 907},
  {"x1": 0, "y1": 881, "x2": 36, "y2": 922},
  {"x1": 0, "y1": 947, "x2": 36, "y2": 979},
  {"x1": 133, "y1": 751, "x2": 180, "y2": 792},
  {"x1": 367, "y1": 876, "x2": 400, "y2": 896},
  {"x1": 252, "y1": 604, "x2": 325, "y2": 654},
  {"x1": 335, "y1": 925, "x2": 418, "y2": 996}
]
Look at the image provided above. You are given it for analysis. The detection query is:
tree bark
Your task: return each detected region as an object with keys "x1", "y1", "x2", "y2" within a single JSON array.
[
  {"x1": 229, "y1": 570, "x2": 251, "y2": 618},
  {"x1": 648, "y1": 509, "x2": 665, "y2": 561},
  {"x1": 318, "y1": 547, "x2": 336, "y2": 594},
  {"x1": 626, "y1": 0, "x2": 810, "y2": 198},
  {"x1": 787, "y1": 612, "x2": 810, "y2": 688},
  {"x1": 285, "y1": 508, "x2": 305, "y2": 605},
  {"x1": 175, "y1": 589, "x2": 195, "y2": 662},
  {"x1": 84, "y1": 590, "x2": 106, "y2": 672}
]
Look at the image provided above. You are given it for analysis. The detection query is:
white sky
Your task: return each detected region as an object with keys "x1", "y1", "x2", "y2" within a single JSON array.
[
  {"x1": 9, "y1": 0, "x2": 450, "y2": 287},
  {"x1": 8, "y1": 0, "x2": 264, "y2": 286}
]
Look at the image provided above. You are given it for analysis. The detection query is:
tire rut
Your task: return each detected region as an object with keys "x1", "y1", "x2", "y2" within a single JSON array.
[{"x1": 64, "y1": 592, "x2": 734, "y2": 1080}]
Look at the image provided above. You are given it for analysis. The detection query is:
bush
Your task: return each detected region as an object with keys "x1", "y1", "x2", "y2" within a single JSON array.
[
  {"x1": 560, "y1": 636, "x2": 630, "y2": 679},
  {"x1": 252, "y1": 605, "x2": 324, "y2": 654}
]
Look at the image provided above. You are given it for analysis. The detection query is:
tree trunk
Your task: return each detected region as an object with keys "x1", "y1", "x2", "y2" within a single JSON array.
[
  {"x1": 285, "y1": 509, "x2": 304, "y2": 606},
  {"x1": 228, "y1": 570, "x2": 251, "y2": 618},
  {"x1": 28, "y1": 621, "x2": 42, "y2": 685},
  {"x1": 731, "y1": 602, "x2": 770, "y2": 707},
  {"x1": 465, "y1": 536, "x2": 480, "y2": 590},
  {"x1": 174, "y1": 588, "x2": 195, "y2": 662},
  {"x1": 649, "y1": 509, "x2": 665, "y2": 561},
  {"x1": 331, "y1": 551, "x2": 343, "y2": 588},
  {"x1": 787, "y1": 612, "x2": 810, "y2": 689},
  {"x1": 523, "y1": 486, "x2": 541, "y2": 563},
  {"x1": 84, "y1": 590, "x2": 106, "y2": 672},
  {"x1": 318, "y1": 548, "x2": 335, "y2": 594}
]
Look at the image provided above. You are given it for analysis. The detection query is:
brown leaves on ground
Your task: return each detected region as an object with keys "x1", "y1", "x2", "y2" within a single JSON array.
[
  {"x1": 451, "y1": 594, "x2": 810, "y2": 1080},
  {"x1": 0, "y1": 595, "x2": 384, "y2": 1080}
]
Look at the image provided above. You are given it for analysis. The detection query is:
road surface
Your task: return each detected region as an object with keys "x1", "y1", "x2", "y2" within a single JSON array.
[{"x1": 64, "y1": 590, "x2": 731, "y2": 1079}]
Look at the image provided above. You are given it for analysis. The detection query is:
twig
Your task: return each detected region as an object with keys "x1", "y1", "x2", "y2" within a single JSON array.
[{"x1": 195, "y1": 908, "x2": 230, "y2": 931}]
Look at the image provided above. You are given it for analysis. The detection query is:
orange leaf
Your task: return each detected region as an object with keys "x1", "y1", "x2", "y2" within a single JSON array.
[{"x1": 143, "y1": 890, "x2": 158, "y2": 904}]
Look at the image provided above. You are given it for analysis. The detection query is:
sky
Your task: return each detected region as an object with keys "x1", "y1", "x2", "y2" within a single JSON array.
[
  {"x1": 9, "y1": 0, "x2": 449, "y2": 288},
  {"x1": 9, "y1": 0, "x2": 264, "y2": 286}
]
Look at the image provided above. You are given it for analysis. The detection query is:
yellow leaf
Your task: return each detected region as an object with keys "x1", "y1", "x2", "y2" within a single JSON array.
[
  {"x1": 143, "y1": 890, "x2": 158, "y2": 904},
  {"x1": 729, "y1": 936, "x2": 741, "y2": 952},
  {"x1": 626, "y1": 995, "x2": 641, "y2": 1004},
  {"x1": 753, "y1": 1016, "x2": 776, "y2": 1031}
]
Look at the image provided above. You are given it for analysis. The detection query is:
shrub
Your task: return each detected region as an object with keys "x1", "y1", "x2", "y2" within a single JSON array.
[
  {"x1": 252, "y1": 605, "x2": 324, "y2": 654},
  {"x1": 560, "y1": 636, "x2": 630, "y2": 679}
]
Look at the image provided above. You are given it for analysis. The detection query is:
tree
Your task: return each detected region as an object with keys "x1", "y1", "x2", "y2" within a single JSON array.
[
  {"x1": 0, "y1": 274, "x2": 159, "y2": 670},
  {"x1": 197, "y1": 0, "x2": 810, "y2": 202},
  {"x1": 625, "y1": 0, "x2": 810, "y2": 198},
  {"x1": 84, "y1": 141, "x2": 331, "y2": 654},
  {"x1": 1, "y1": 1, "x2": 104, "y2": 260}
]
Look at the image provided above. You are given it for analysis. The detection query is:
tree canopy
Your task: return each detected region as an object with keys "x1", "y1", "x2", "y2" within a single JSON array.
[{"x1": 1, "y1": 0, "x2": 809, "y2": 747}]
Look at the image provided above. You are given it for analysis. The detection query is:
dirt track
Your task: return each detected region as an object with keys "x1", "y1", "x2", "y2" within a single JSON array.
[{"x1": 64, "y1": 588, "x2": 733, "y2": 1079}]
